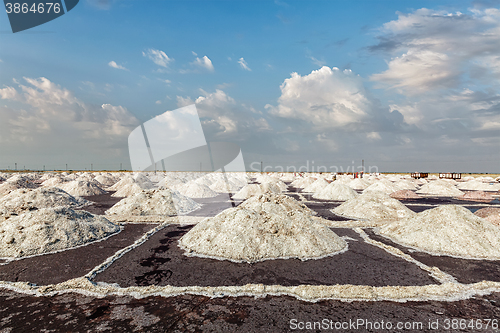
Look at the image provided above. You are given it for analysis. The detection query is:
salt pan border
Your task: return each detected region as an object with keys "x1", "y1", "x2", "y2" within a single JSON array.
[
  {"x1": 85, "y1": 222, "x2": 170, "y2": 280},
  {"x1": 2, "y1": 277, "x2": 500, "y2": 304},
  {"x1": 354, "y1": 228, "x2": 457, "y2": 284}
]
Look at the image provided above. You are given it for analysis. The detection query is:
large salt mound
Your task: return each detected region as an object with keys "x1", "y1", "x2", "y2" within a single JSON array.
[
  {"x1": 94, "y1": 175, "x2": 117, "y2": 187},
  {"x1": 457, "y1": 180, "x2": 500, "y2": 191},
  {"x1": 232, "y1": 184, "x2": 263, "y2": 200},
  {"x1": 0, "y1": 187, "x2": 90, "y2": 220},
  {"x1": 209, "y1": 179, "x2": 242, "y2": 193},
  {"x1": 176, "y1": 182, "x2": 218, "y2": 198},
  {"x1": 348, "y1": 178, "x2": 371, "y2": 190},
  {"x1": 393, "y1": 180, "x2": 418, "y2": 191},
  {"x1": 111, "y1": 183, "x2": 145, "y2": 197},
  {"x1": 106, "y1": 189, "x2": 200, "y2": 221},
  {"x1": 108, "y1": 176, "x2": 135, "y2": 191},
  {"x1": 363, "y1": 180, "x2": 402, "y2": 194},
  {"x1": 332, "y1": 191, "x2": 416, "y2": 224},
  {"x1": 475, "y1": 207, "x2": 500, "y2": 226},
  {"x1": 302, "y1": 178, "x2": 329, "y2": 193},
  {"x1": 179, "y1": 203, "x2": 346, "y2": 263},
  {"x1": 313, "y1": 182, "x2": 358, "y2": 201},
  {"x1": 239, "y1": 193, "x2": 314, "y2": 216},
  {"x1": 0, "y1": 182, "x2": 22, "y2": 197},
  {"x1": 379, "y1": 205, "x2": 500, "y2": 259},
  {"x1": 59, "y1": 180, "x2": 107, "y2": 197},
  {"x1": 416, "y1": 180, "x2": 464, "y2": 197},
  {"x1": 290, "y1": 177, "x2": 316, "y2": 188},
  {"x1": 0, "y1": 208, "x2": 119, "y2": 258},
  {"x1": 41, "y1": 177, "x2": 68, "y2": 187},
  {"x1": 390, "y1": 190, "x2": 421, "y2": 200}
]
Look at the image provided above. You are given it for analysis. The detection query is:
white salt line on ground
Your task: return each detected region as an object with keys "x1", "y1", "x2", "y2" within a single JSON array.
[
  {"x1": 85, "y1": 223, "x2": 170, "y2": 281},
  {"x1": 354, "y1": 228, "x2": 457, "y2": 284},
  {"x1": 1, "y1": 277, "x2": 500, "y2": 303}
]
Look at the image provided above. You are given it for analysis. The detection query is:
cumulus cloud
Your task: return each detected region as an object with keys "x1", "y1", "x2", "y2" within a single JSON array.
[
  {"x1": 176, "y1": 89, "x2": 270, "y2": 143},
  {"x1": 143, "y1": 49, "x2": 173, "y2": 68},
  {"x1": 238, "y1": 57, "x2": 251, "y2": 71},
  {"x1": 191, "y1": 55, "x2": 214, "y2": 72},
  {"x1": 108, "y1": 61, "x2": 128, "y2": 70},
  {"x1": 0, "y1": 77, "x2": 139, "y2": 164},
  {"x1": 266, "y1": 66, "x2": 372, "y2": 129},
  {"x1": 370, "y1": 8, "x2": 500, "y2": 93},
  {"x1": 0, "y1": 86, "x2": 19, "y2": 100},
  {"x1": 365, "y1": 5, "x2": 500, "y2": 164}
]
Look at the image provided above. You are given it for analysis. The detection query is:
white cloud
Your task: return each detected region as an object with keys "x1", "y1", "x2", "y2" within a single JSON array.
[
  {"x1": 191, "y1": 55, "x2": 214, "y2": 72},
  {"x1": 370, "y1": 8, "x2": 500, "y2": 93},
  {"x1": 143, "y1": 49, "x2": 173, "y2": 68},
  {"x1": 0, "y1": 86, "x2": 19, "y2": 100},
  {"x1": 308, "y1": 56, "x2": 326, "y2": 67},
  {"x1": 108, "y1": 61, "x2": 128, "y2": 70},
  {"x1": 238, "y1": 57, "x2": 251, "y2": 71},
  {"x1": 371, "y1": 50, "x2": 457, "y2": 94},
  {"x1": 0, "y1": 77, "x2": 139, "y2": 160},
  {"x1": 176, "y1": 89, "x2": 270, "y2": 141},
  {"x1": 266, "y1": 66, "x2": 371, "y2": 129}
]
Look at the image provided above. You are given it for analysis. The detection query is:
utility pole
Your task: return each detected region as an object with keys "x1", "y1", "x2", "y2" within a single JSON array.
[
  {"x1": 66, "y1": 164, "x2": 68, "y2": 171},
  {"x1": 15, "y1": 163, "x2": 17, "y2": 171},
  {"x1": 43, "y1": 165, "x2": 45, "y2": 171},
  {"x1": 91, "y1": 163, "x2": 93, "y2": 171}
]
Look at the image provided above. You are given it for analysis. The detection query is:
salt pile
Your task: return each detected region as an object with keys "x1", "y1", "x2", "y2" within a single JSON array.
[
  {"x1": 232, "y1": 184, "x2": 264, "y2": 200},
  {"x1": 176, "y1": 182, "x2": 218, "y2": 198},
  {"x1": 6, "y1": 175, "x2": 38, "y2": 189},
  {"x1": 209, "y1": 179, "x2": 242, "y2": 193},
  {"x1": 416, "y1": 180, "x2": 464, "y2": 197},
  {"x1": 0, "y1": 182, "x2": 22, "y2": 197},
  {"x1": 390, "y1": 190, "x2": 421, "y2": 200},
  {"x1": 41, "y1": 177, "x2": 68, "y2": 187},
  {"x1": 0, "y1": 187, "x2": 90, "y2": 220},
  {"x1": 460, "y1": 191, "x2": 494, "y2": 202},
  {"x1": 332, "y1": 191, "x2": 416, "y2": 224},
  {"x1": 0, "y1": 175, "x2": 39, "y2": 196},
  {"x1": 93, "y1": 174, "x2": 117, "y2": 187},
  {"x1": 111, "y1": 183, "x2": 145, "y2": 197},
  {"x1": 363, "y1": 179, "x2": 402, "y2": 194},
  {"x1": 109, "y1": 176, "x2": 136, "y2": 191},
  {"x1": 132, "y1": 173, "x2": 154, "y2": 189},
  {"x1": 348, "y1": 178, "x2": 371, "y2": 190},
  {"x1": 0, "y1": 208, "x2": 119, "y2": 258},
  {"x1": 59, "y1": 180, "x2": 107, "y2": 197},
  {"x1": 475, "y1": 207, "x2": 500, "y2": 226},
  {"x1": 179, "y1": 194, "x2": 346, "y2": 263},
  {"x1": 239, "y1": 193, "x2": 314, "y2": 216},
  {"x1": 379, "y1": 205, "x2": 500, "y2": 259},
  {"x1": 106, "y1": 189, "x2": 200, "y2": 221},
  {"x1": 393, "y1": 180, "x2": 418, "y2": 191},
  {"x1": 457, "y1": 180, "x2": 500, "y2": 191},
  {"x1": 290, "y1": 177, "x2": 316, "y2": 188},
  {"x1": 313, "y1": 182, "x2": 358, "y2": 201},
  {"x1": 302, "y1": 178, "x2": 329, "y2": 193}
]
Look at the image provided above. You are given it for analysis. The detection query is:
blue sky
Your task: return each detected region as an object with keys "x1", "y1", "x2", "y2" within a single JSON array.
[{"x1": 1, "y1": 0, "x2": 499, "y2": 172}]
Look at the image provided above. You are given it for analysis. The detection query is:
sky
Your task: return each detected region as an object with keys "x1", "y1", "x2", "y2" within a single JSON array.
[{"x1": 1, "y1": 0, "x2": 500, "y2": 172}]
